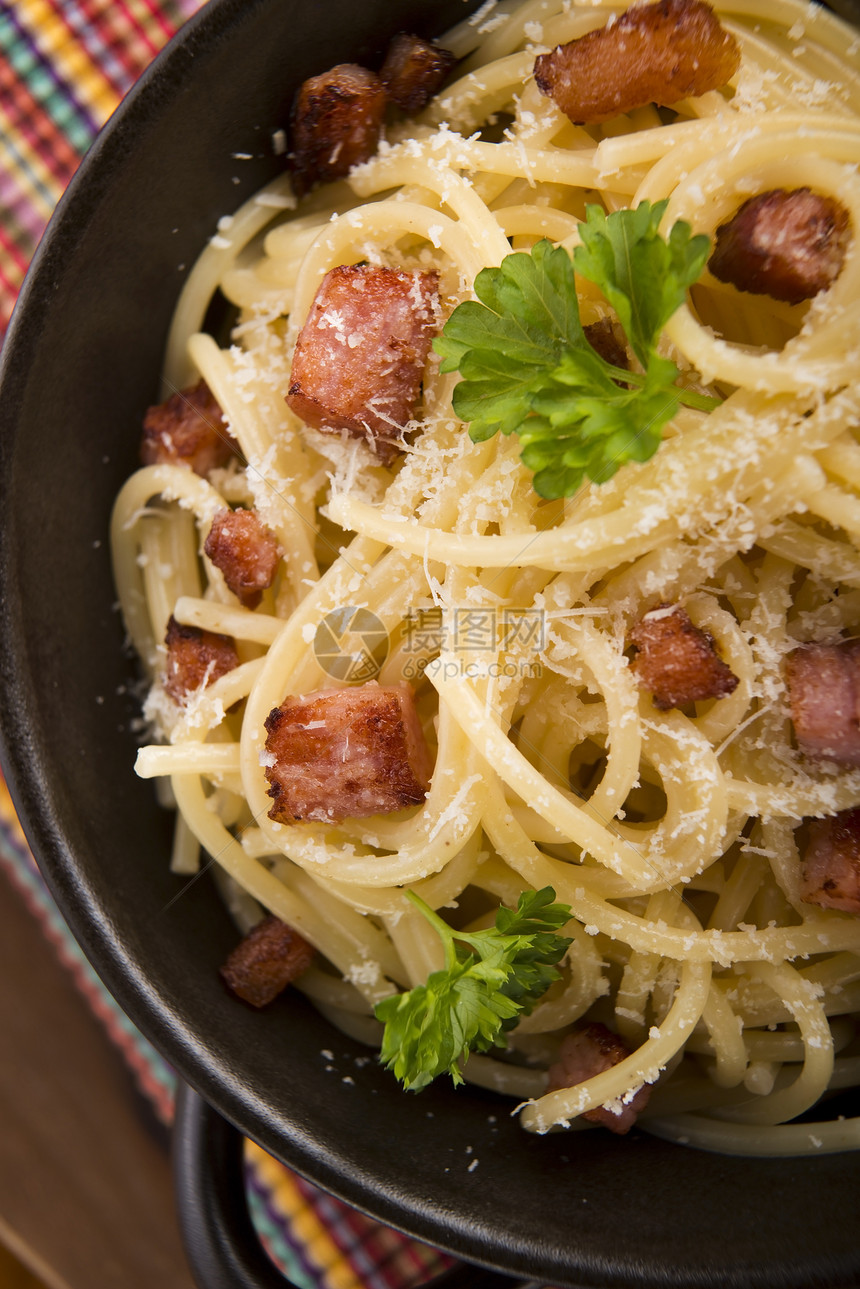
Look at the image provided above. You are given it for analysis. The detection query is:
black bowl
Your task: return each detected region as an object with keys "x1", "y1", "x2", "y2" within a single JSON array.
[{"x1": 1, "y1": 2, "x2": 859, "y2": 1286}]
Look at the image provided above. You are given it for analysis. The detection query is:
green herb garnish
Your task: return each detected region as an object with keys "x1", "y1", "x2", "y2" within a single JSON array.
[
  {"x1": 375, "y1": 886, "x2": 572, "y2": 1091},
  {"x1": 434, "y1": 200, "x2": 718, "y2": 499}
]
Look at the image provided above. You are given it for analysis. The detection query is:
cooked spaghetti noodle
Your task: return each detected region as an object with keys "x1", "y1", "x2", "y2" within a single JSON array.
[{"x1": 112, "y1": 0, "x2": 860, "y2": 1155}]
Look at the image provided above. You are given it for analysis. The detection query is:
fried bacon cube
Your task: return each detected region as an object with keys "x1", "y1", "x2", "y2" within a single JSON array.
[
  {"x1": 204, "y1": 507, "x2": 281, "y2": 610},
  {"x1": 163, "y1": 615, "x2": 238, "y2": 704},
  {"x1": 786, "y1": 640, "x2": 860, "y2": 766},
  {"x1": 547, "y1": 1022, "x2": 651, "y2": 1134},
  {"x1": 380, "y1": 33, "x2": 456, "y2": 113},
  {"x1": 534, "y1": 0, "x2": 740, "y2": 125},
  {"x1": 263, "y1": 684, "x2": 433, "y2": 825},
  {"x1": 800, "y1": 809, "x2": 860, "y2": 915},
  {"x1": 629, "y1": 604, "x2": 739, "y2": 710},
  {"x1": 708, "y1": 188, "x2": 851, "y2": 305},
  {"x1": 220, "y1": 914, "x2": 315, "y2": 1007},
  {"x1": 290, "y1": 63, "x2": 387, "y2": 197},
  {"x1": 140, "y1": 379, "x2": 237, "y2": 477},
  {"x1": 286, "y1": 264, "x2": 440, "y2": 463},
  {"x1": 583, "y1": 317, "x2": 630, "y2": 372}
]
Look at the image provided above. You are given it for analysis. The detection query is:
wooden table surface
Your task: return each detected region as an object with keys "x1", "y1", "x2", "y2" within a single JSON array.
[{"x1": 0, "y1": 864, "x2": 196, "y2": 1289}]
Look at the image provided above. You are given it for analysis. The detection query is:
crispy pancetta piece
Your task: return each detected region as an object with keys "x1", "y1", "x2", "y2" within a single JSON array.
[
  {"x1": 800, "y1": 809, "x2": 860, "y2": 915},
  {"x1": 786, "y1": 640, "x2": 860, "y2": 766},
  {"x1": 534, "y1": 0, "x2": 740, "y2": 124},
  {"x1": 380, "y1": 33, "x2": 456, "y2": 113},
  {"x1": 220, "y1": 915, "x2": 315, "y2": 1007},
  {"x1": 204, "y1": 507, "x2": 281, "y2": 609},
  {"x1": 584, "y1": 317, "x2": 630, "y2": 372},
  {"x1": 163, "y1": 615, "x2": 238, "y2": 704},
  {"x1": 629, "y1": 604, "x2": 739, "y2": 710},
  {"x1": 264, "y1": 684, "x2": 433, "y2": 825},
  {"x1": 708, "y1": 188, "x2": 851, "y2": 305},
  {"x1": 290, "y1": 63, "x2": 387, "y2": 196},
  {"x1": 286, "y1": 264, "x2": 440, "y2": 462},
  {"x1": 546, "y1": 1022, "x2": 651, "y2": 1134},
  {"x1": 140, "y1": 379, "x2": 236, "y2": 477}
]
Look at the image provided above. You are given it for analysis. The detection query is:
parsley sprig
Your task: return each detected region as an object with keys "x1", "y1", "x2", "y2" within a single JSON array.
[
  {"x1": 434, "y1": 200, "x2": 718, "y2": 499},
  {"x1": 375, "y1": 887, "x2": 572, "y2": 1091}
]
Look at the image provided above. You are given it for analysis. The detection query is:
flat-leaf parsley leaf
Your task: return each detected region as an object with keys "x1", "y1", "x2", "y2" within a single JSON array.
[
  {"x1": 374, "y1": 886, "x2": 572, "y2": 1091},
  {"x1": 434, "y1": 200, "x2": 717, "y2": 499}
]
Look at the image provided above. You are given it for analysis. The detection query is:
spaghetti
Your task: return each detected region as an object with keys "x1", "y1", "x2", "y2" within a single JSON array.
[{"x1": 112, "y1": 0, "x2": 860, "y2": 1155}]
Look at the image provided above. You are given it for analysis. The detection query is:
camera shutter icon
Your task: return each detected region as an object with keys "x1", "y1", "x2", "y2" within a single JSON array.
[{"x1": 313, "y1": 606, "x2": 390, "y2": 683}]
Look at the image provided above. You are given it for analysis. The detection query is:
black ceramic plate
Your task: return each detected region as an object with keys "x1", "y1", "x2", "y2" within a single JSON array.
[{"x1": 1, "y1": 2, "x2": 859, "y2": 1286}]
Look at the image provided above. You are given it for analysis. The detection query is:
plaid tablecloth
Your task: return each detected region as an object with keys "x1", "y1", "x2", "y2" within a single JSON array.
[{"x1": 0, "y1": 3, "x2": 451, "y2": 1285}]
